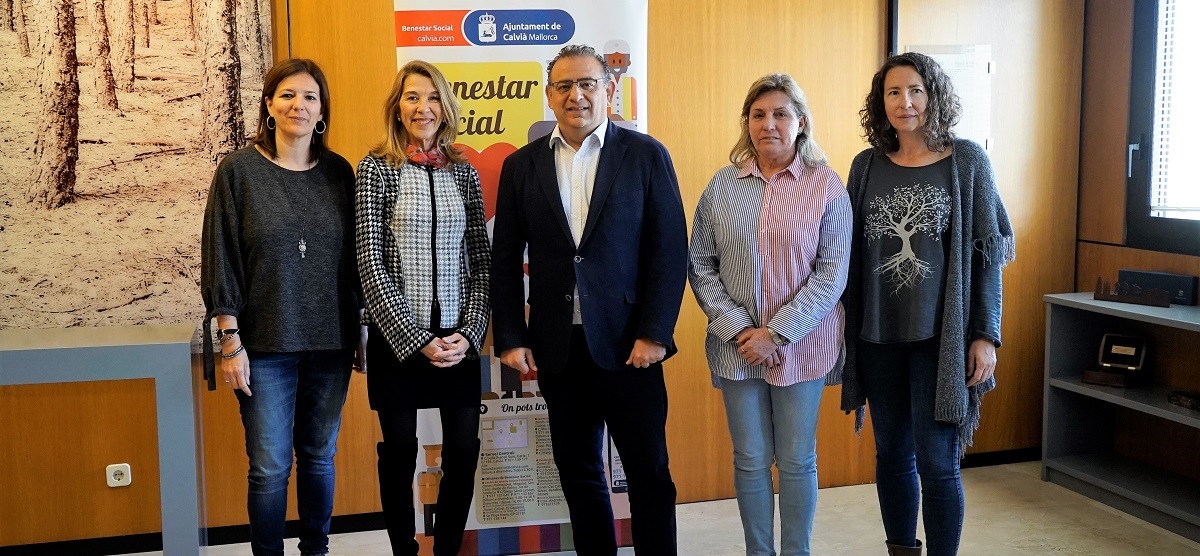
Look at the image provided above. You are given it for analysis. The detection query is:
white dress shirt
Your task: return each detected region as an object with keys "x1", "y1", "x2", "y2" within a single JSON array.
[{"x1": 549, "y1": 122, "x2": 607, "y2": 324}]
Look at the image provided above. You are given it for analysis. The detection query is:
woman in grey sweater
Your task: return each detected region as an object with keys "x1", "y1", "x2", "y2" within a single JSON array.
[
  {"x1": 201, "y1": 59, "x2": 364, "y2": 556},
  {"x1": 840, "y1": 52, "x2": 1015, "y2": 556}
]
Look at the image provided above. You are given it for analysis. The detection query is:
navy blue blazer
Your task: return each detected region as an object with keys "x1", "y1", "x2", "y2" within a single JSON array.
[{"x1": 490, "y1": 121, "x2": 688, "y2": 373}]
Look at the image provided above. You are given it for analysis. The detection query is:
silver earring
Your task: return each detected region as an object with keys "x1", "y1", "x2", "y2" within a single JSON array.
[
  {"x1": 266, "y1": 116, "x2": 276, "y2": 130},
  {"x1": 314, "y1": 120, "x2": 326, "y2": 134}
]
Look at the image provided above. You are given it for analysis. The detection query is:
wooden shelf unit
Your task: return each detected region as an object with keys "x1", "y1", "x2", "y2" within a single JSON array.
[{"x1": 1042, "y1": 292, "x2": 1200, "y2": 542}]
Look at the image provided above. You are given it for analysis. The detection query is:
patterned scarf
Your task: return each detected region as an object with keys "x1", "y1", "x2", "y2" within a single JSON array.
[{"x1": 405, "y1": 144, "x2": 447, "y2": 169}]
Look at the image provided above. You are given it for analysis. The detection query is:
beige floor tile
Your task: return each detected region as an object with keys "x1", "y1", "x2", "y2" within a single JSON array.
[{"x1": 130, "y1": 462, "x2": 1200, "y2": 555}]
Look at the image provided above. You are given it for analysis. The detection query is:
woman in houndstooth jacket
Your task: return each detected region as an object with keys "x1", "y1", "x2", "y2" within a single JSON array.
[{"x1": 355, "y1": 60, "x2": 490, "y2": 556}]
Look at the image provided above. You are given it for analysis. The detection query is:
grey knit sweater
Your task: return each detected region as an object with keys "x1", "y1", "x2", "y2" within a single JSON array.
[
  {"x1": 836, "y1": 139, "x2": 1015, "y2": 456},
  {"x1": 201, "y1": 147, "x2": 360, "y2": 353}
]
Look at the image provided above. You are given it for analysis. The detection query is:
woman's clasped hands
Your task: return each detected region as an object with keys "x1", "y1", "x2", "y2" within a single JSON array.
[
  {"x1": 735, "y1": 327, "x2": 783, "y2": 370},
  {"x1": 421, "y1": 333, "x2": 470, "y2": 368}
]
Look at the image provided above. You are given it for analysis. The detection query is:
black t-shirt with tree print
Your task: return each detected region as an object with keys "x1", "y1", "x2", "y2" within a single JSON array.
[{"x1": 860, "y1": 155, "x2": 953, "y2": 343}]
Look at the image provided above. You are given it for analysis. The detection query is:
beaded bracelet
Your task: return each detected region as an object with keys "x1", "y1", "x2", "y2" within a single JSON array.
[{"x1": 221, "y1": 344, "x2": 245, "y2": 359}]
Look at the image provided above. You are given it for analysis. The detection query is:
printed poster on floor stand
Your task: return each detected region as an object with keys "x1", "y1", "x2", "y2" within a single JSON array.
[{"x1": 393, "y1": 2, "x2": 647, "y2": 554}]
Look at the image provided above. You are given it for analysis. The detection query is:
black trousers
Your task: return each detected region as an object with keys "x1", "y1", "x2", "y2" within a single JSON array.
[
  {"x1": 368, "y1": 323, "x2": 482, "y2": 555},
  {"x1": 538, "y1": 326, "x2": 678, "y2": 556}
]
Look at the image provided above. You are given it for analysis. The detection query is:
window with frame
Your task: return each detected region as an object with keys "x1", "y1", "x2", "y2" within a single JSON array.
[{"x1": 1126, "y1": 0, "x2": 1200, "y2": 256}]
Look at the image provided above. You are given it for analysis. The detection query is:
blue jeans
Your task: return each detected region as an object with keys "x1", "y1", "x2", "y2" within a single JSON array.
[
  {"x1": 237, "y1": 349, "x2": 352, "y2": 556},
  {"x1": 719, "y1": 376, "x2": 824, "y2": 556},
  {"x1": 859, "y1": 338, "x2": 963, "y2": 556}
]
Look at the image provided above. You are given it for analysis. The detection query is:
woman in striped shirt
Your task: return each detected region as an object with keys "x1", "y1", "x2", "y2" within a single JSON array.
[{"x1": 688, "y1": 74, "x2": 852, "y2": 556}]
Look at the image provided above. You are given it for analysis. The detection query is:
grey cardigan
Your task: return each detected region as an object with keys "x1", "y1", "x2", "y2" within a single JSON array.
[{"x1": 838, "y1": 139, "x2": 1015, "y2": 456}]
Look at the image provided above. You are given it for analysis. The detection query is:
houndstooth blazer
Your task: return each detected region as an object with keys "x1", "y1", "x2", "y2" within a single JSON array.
[{"x1": 356, "y1": 154, "x2": 491, "y2": 361}]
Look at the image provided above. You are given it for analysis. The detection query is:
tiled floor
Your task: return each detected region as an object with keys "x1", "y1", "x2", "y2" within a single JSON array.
[{"x1": 142, "y1": 462, "x2": 1200, "y2": 555}]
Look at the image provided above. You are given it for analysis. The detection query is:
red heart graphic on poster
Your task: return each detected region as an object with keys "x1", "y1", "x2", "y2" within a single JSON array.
[{"x1": 455, "y1": 142, "x2": 517, "y2": 221}]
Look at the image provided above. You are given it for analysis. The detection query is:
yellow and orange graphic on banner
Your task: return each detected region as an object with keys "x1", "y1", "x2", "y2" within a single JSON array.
[{"x1": 438, "y1": 62, "x2": 543, "y2": 152}]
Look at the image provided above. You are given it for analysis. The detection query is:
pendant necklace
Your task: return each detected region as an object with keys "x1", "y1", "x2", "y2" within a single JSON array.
[{"x1": 278, "y1": 164, "x2": 310, "y2": 259}]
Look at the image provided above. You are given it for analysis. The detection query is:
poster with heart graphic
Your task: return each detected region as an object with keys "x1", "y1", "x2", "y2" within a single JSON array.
[{"x1": 394, "y1": 1, "x2": 647, "y2": 553}]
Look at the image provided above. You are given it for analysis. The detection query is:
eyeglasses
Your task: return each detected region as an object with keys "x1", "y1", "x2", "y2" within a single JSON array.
[{"x1": 548, "y1": 77, "x2": 607, "y2": 94}]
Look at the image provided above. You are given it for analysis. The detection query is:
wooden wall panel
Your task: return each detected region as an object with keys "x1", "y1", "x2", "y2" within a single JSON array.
[
  {"x1": 1078, "y1": 0, "x2": 1133, "y2": 244},
  {"x1": 0, "y1": 380, "x2": 161, "y2": 545},
  {"x1": 897, "y1": 0, "x2": 1085, "y2": 454},
  {"x1": 271, "y1": 0, "x2": 289, "y2": 62},
  {"x1": 198, "y1": 360, "x2": 260, "y2": 528},
  {"x1": 1075, "y1": 242, "x2": 1200, "y2": 292},
  {"x1": 285, "y1": 0, "x2": 397, "y2": 167}
]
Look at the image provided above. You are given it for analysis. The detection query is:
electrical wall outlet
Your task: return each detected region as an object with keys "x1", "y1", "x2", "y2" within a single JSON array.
[{"x1": 106, "y1": 463, "x2": 132, "y2": 488}]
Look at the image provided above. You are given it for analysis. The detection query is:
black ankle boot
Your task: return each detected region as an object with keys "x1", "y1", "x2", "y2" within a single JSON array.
[{"x1": 885, "y1": 539, "x2": 923, "y2": 555}]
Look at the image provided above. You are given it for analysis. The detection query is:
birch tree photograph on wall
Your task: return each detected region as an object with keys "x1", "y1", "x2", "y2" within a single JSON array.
[{"x1": 0, "y1": 0, "x2": 271, "y2": 329}]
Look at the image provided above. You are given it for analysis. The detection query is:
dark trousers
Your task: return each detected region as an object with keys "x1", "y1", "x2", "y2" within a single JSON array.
[
  {"x1": 376, "y1": 406, "x2": 481, "y2": 556},
  {"x1": 538, "y1": 326, "x2": 678, "y2": 556},
  {"x1": 859, "y1": 338, "x2": 964, "y2": 556}
]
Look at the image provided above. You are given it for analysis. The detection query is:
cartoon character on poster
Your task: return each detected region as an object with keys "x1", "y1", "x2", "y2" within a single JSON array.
[{"x1": 604, "y1": 39, "x2": 633, "y2": 120}]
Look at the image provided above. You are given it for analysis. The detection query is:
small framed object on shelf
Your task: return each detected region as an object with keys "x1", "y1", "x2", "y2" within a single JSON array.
[{"x1": 1081, "y1": 333, "x2": 1149, "y2": 388}]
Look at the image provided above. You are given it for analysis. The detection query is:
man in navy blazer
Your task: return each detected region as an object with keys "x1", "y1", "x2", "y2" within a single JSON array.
[{"x1": 491, "y1": 44, "x2": 687, "y2": 555}]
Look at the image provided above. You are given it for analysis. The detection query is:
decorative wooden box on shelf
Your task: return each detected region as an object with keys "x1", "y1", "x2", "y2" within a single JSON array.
[{"x1": 1093, "y1": 277, "x2": 1172, "y2": 308}]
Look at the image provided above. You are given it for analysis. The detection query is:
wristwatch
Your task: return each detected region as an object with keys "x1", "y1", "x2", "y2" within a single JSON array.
[{"x1": 767, "y1": 327, "x2": 788, "y2": 346}]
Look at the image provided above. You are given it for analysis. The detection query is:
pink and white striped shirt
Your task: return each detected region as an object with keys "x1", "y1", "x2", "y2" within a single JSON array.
[{"x1": 688, "y1": 154, "x2": 851, "y2": 387}]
